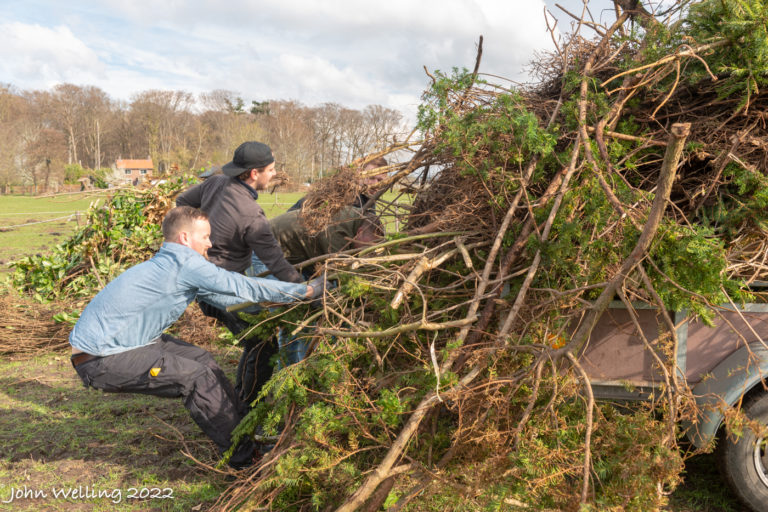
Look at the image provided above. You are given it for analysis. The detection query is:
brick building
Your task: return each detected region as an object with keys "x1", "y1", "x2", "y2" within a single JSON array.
[{"x1": 114, "y1": 159, "x2": 154, "y2": 185}]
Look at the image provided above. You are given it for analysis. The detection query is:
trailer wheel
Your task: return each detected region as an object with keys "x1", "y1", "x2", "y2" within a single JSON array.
[{"x1": 718, "y1": 390, "x2": 768, "y2": 512}]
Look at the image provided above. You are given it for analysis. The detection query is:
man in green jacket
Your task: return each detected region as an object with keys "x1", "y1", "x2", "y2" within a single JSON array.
[
  {"x1": 268, "y1": 206, "x2": 383, "y2": 363},
  {"x1": 270, "y1": 206, "x2": 382, "y2": 266}
]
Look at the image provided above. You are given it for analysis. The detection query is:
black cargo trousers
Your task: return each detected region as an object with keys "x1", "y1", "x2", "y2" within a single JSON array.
[
  {"x1": 198, "y1": 301, "x2": 278, "y2": 407},
  {"x1": 72, "y1": 334, "x2": 255, "y2": 467}
]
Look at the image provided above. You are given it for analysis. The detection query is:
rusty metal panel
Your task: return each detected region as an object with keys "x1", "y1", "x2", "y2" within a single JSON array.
[
  {"x1": 579, "y1": 306, "x2": 672, "y2": 384},
  {"x1": 685, "y1": 307, "x2": 768, "y2": 384}
]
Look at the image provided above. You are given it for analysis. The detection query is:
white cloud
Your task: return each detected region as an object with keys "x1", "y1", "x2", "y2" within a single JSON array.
[
  {"x1": 0, "y1": 22, "x2": 104, "y2": 89},
  {"x1": 2, "y1": 0, "x2": 606, "y2": 121},
  {"x1": 272, "y1": 54, "x2": 380, "y2": 103}
]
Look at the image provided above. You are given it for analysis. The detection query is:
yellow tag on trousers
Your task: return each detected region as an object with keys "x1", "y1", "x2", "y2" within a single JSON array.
[{"x1": 149, "y1": 367, "x2": 161, "y2": 377}]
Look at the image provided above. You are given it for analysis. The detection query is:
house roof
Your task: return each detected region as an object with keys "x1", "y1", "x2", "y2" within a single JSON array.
[{"x1": 116, "y1": 159, "x2": 153, "y2": 169}]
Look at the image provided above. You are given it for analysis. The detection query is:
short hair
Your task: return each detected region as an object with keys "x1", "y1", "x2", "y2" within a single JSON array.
[
  {"x1": 364, "y1": 156, "x2": 388, "y2": 170},
  {"x1": 236, "y1": 163, "x2": 271, "y2": 182},
  {"x1": 162, "y1": 206, "x2": 208, "y2": 240}
]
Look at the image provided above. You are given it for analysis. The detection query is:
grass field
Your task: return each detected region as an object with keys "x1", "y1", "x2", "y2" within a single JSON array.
[
  {"x1": 0, "y1": 191, "x2": 306, "y2": 274},
  {"x1": 0, "y1": 189, "x2": 409, "y2": 274},
  {"x1": 0, "y1": 194, "x2": 107, "y2": 271},
  {"x1": 0, "y1": 336, "x2": 243, "y2": 511},
  {"x1": 0, "y1": 350, "x2": 750, "y2": 512}
]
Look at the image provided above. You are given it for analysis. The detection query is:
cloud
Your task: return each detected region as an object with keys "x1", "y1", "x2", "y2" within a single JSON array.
[
  {"x1": 1, "y1": 0, "x2": 576, "y2": 121},
  {"x1": 0, "y1": 22, "x2": 104, "y2": 89},
  {"x1": 85, "y1": 0, "x2": 553, "y2": 79}
]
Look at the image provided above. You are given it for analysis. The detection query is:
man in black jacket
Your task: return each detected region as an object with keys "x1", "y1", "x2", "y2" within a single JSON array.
[{"x1": 176, "y1": 141, "x2": 302, "y2": 406}]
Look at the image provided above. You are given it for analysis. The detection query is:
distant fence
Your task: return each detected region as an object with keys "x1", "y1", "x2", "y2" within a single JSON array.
[
  {"x1": 0, "y1": 184, "x2": 86, "y2": 195},
  {"x1": 0, "y1": 182, "x2": 313, "y2": 196}
]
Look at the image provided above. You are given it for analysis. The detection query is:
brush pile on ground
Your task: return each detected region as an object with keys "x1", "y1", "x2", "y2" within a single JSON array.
[
  {"x1": 8, "y1": 178, "x2": 186, "y2": 301},
  {"x1": 215, "y1": 2, "x2": 768, "y2": 511},
  {"x1": 0, "y1": 291, "x2": 73, "y2": 356}
]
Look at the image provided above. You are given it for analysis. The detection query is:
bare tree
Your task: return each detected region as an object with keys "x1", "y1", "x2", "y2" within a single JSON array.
[
  {"x1": 200, "y1": 89, "x2": 246, "y2": 114},
  {"x1": 198, "y1": 90, "x2": 268, "y2": 168},
  {"x1": 15, "y1": 122, "x2": 66, "y2": 193},
  {"x1": 312, "y1": 102, "x2": 344, "y2": 177},
  {"x1": 0, "y1": 86, "x2": 29, "y2": 191},
  {"x1": 363, "y1": 105, "x2": 404, "y2": 151},
  {"x1": 340, "y1": 107, "x2": 368, "y2": 162},
  {"x1": 2, "y1": 84, "x2": 409, "y2": 186},
  {"x1": 261, "y1": 100, "x2": 315, "y2": 184},
  {"x1": 79, "y1": 87, "x2": 115, "y2": 171},
  {"x1": 127, "y1": 90, "x2": 195, "y2": 173}
]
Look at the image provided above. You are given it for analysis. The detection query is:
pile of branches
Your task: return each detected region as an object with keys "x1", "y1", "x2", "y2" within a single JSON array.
[
  {"x1": 0, "y1": 292, "x2": 73, "y2": 356},
  {"x1": 9, "y1": 177, "x2": 187, "y2": 301},
  {"x1": 2, "y1": 177, "x2": 217, "y2": 356},
  {"x1": 216, "y1": 1, "x2": 768, "y2": 511},
  {"x1": 0, "y1": 291, "x2": 217, "y2": 356}
]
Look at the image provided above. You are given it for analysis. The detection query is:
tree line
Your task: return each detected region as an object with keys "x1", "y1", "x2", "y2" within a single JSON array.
[{"x1": 0, "y1": 83, "x2": 407, "y2": 193}]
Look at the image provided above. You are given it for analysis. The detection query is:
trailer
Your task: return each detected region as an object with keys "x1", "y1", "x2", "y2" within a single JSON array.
[{"x1": 581, "y1": 301, "x2": 768, "y2": 512}]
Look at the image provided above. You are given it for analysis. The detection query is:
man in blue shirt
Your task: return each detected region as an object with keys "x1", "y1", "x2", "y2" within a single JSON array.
[{"x1": 69, "y1": 206, "x2": 320, "y2": 469}]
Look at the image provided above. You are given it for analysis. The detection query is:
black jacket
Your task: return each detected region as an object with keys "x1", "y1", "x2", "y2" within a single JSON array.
[{"x1": 176, "y1": 175, "x2": 302, "y2": 282}]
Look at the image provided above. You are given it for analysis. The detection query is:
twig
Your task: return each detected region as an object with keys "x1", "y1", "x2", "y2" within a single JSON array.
[
  {"x1": 390, "y1": 244, "x2": 480, "y2": 309},
  {"x1": 566, "y1": 351, "x2": 595, "y2": 505},
  {"x1": 586, "y1": 126, "x2": 667, "y2": 146},
  {"x1": 319, "y1": 316, "x2": 477, "y2": 339},
  {"x1": 601, "y1": 40, "x2": 727, "y2": 87},
  {"x1": 88, "y1": 255, "x2": 105, "y2": 289}
]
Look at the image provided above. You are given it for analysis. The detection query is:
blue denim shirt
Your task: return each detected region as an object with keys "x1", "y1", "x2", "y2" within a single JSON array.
[{"x1": 69, "y1": 242, "x2": 308, "y2": 356}]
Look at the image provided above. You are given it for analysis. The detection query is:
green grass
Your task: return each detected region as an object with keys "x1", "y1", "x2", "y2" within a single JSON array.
[
  {"x1": 0, "y1": 194, "x2": 107, "y2": 270},
  {"x1": 0, "y1": 350, "x2": 749, "y2": 512},
  {"x1": 667, "y1": 450, "x2": 750, "y2": 511},
  {"x1": 255, "y1": 191, "x2": 304, "y2": 218},
  {"x1": 0, "y1": 191, "x2": 302, "y2": 274},
  {"x1": 0, "y1": 189, "x2": 410, "y2": 273},
  {"x1": 0, "y1": 346, "x2": 243, "y2": 511}
]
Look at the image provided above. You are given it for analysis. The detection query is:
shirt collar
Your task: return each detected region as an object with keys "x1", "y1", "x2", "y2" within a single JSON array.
[
  {"x1": 160, "y1": 241, "x2": 203, "y2": 258},
  {"x1": 233, "y1": 177, "x2": 259, "y2": 200}
]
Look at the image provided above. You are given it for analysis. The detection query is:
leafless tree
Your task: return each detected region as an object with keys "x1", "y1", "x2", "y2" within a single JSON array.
[
  {"x1": 127, "y1": 90, "x2": 195, "y2": 173},
  {"x1": 260, "y1": 100, "x2": 315, "y2": 183},
  {"x1": 0, "y1": 84, "x2": 408, "y2": 190},
  {"x1": 0, "y1": 86, "x2": 29, "y2": 191}
]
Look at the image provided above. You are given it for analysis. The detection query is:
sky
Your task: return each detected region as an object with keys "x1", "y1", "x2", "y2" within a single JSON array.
[{"x1": 0, "y1": 0, "x2": 619, "y2": 122}]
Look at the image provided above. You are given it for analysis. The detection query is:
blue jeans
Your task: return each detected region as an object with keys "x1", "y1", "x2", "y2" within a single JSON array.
[{"x1": 247, "y1": 254, "x2": 310, "y2": 369}]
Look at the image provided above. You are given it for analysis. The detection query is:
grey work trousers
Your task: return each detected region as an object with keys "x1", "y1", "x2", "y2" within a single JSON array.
[{"x1": 72, "y1": 334, "x2": 254, "y2": 466}]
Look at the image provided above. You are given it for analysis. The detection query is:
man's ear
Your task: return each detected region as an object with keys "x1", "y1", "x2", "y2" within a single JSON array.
[{"x1": 177, "y1": 230, "x2": 190, "y2": 247}]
